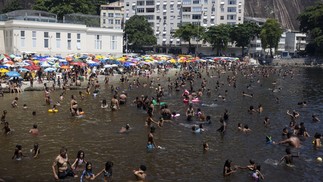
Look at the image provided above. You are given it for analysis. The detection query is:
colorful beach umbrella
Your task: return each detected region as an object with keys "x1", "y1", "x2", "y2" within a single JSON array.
[{"x1": 6, "y1": 71, "x2": 20, "y2": 77}]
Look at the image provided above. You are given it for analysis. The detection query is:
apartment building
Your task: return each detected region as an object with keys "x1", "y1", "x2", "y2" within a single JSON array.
[
  {"x1": 123, "y1": 0, "x2": 244, "y2": 51},
  {"x1": 100, "y1": 1, "x2": 124, "y2": 29},
  {"x1": 285, "y1": 31, "x2": 307, "y2": 53}
]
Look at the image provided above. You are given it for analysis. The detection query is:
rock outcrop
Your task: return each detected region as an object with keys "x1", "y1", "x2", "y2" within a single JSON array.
[{"x1": 245, "y1": 0, "x2": 323, "y2": 30}]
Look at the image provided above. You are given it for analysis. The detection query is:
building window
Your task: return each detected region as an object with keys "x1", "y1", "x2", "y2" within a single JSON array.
[
  {"x1": 108, "y1": 13, "x2": 114, "y2": 17},
  {"x1": 193, "y1": 0, "x2": 200, "y2": 4},
  {"x1": 103, "y1": 19, "x2": 106, "y2": 24},
  {"x1": 227, "y1": 15, "x2": 236, "y2": 20},
  {"x1": 95, "y1": 35, "x2": 102, "y2": 49},
  {"x1": 228, "y1": 0, "x2": 236, "y2": 5},
  {"x1": 146, "y1": 8, "x2": 155, "y2": 12},
  {"x1": 103, "y1": 12, "x2": 106, "y2": 17},
  {"x1": 56, "y1": 33, "x2": 61, "y2": 48},
  {"x1": 111, "y1": 35, "x2": 117, "y2": 50},
  {"x1": 227, "y1": 7, "x2": 236, "y2": 12},
  {"x1": 146, "y1": 15, "x2": 154, "y2": 20},
  {"x1": 192, "y1": 14, "x2": 201, "y2": 19},
  {"x1": 32, "y1": 31, "x2": 36, "y2": 48},
  {"x1": 220, "y1": 16, "x2": 224, "y2": 20},
  {"x1": 192, "y1": 7, "x2": 202, "y2": 12},
  {"x1": 183, "y1": 15, "x2": 190, "y2": 19},
  {"x1": 137, "y1": 1, "x2": 144, "y2": 6},
  {"x1": 77, "y1": 33, "x2": 81, "y2": 50},
  {"x1": 44, "y1": 32, "x2": 49, "y2": 48},
  {"x1": 182, "y1": 7, "x2": 191, "y2": 12},
  {"x1": 108, "y1": 19, "x2": 114, "y2": 24},
  {"x1": 146, "y1": 1, "x2": 154, "y2": 5},
  {"x1": 182, "y1": 0, "x2": 191, "y2": 5},
  {"x1": 137, "y1": 8, "x2": 145, "y2": 13},
  {"x1": 20, "y1": 31, "x2": 25, "y2": 48},
  {"x1": 115, "y1": 20, "x2": 121, "y2": 24},
  {"x1": 67, "y1": 33, "x2": 71, "y2": 50}
]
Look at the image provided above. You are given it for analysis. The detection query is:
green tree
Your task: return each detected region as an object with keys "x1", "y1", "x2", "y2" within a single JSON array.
[
  {"x1": 124, "y1": 15, "x2": 156, "y2": 52},
  {"x1": 204, "y1": 24, "x2": 232, "y2": 56},
  {"x1": 298, "y1": 3, "x2": 323, "y2": 56},
  {"x1": 259, "y1": 19, "x2": 283, "y2": 57},
  {"x1": 231, "y1": 22, "x2": 260, "y2": 56},
  {"x1": 1, "y1": 0, "x2": 23, "y2": 14},
  {"x1": 174, "y1": 23, "x2": 205, "y2": 54},
  {"x1": 32, "y1": 0, "x2": 105, "y2": 20}
]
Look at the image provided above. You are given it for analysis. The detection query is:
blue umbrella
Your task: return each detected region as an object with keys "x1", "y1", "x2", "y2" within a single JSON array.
[
  {"x1": 44, "y1": 68, "x2": 56, "y2": 72},
  {"x1": 6, "y1": 71, "x2": 20, "y2": 77},
  {"x1": 19, "y1": 68, "x2": 29, "y2": 72},
  {"x1": 0, "y1": 65, "x2": 8, "y2": 69}
]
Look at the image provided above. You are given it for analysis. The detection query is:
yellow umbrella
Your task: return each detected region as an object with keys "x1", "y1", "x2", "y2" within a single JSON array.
[
  {"x1": 0, "y1": 69, "x2": 9, "y2": 73},
  {"x1": 170, "y1": 59, "x2": 177, "y2": 63}
]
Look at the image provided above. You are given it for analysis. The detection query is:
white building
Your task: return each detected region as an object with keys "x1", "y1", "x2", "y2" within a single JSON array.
[
  {"x1": 123, "y1": 0, "x2": 244, "y2": 53},
  {"x1": 245, "y1": 17, "x2": 287, "y2": 56},
  {"x1": 285, "y1": 31, "x2": 307, "y2": 53},
  {"x1": 100, "y1": 1, "x2": 124, "y2": 29},
  {"x1": 0, "y1": 11, "x2": 123, "y2": 56}
]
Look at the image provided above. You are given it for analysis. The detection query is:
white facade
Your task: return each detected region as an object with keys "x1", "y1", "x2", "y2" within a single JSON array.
[
  {"x1": 123, "y1": 0, "x2": 244, "y2": 46},
  {"x1": 100, "y1": 1, "x2": 124, "y2": 29},
  {"x1": 0, "y1": 20, "x2": 123, "y2": 56},
  {"x1": 285, "y1": 32, "x2": 307, "y2": 53}
]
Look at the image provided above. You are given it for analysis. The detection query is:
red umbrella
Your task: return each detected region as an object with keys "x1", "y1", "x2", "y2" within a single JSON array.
[{"x1": 70, "y1": 62, "x2": 87, "y2": 67}]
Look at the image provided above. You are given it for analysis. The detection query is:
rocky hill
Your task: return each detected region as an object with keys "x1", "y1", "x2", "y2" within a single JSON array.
[{"x1": 245, "y1": 0, "x2": 323, "y2": 30}]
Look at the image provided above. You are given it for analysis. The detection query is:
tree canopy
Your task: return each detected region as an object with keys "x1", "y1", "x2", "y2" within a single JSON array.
[
  {"x1": 174, "y1": 23, "x2": 205, "y2": 54},
  {"x1": 124, "y1": 15, "x2": 156, "y2": 53},
  {"x1": 32, "y1": 0, "x2": 106, "y2": 20},
  {"x1": 204, "y1": 24, "x2": 232, "y2": 56},
  {"x1": 298, "y1": 3, "x2": 323, "y2": 56},
  {"x1": 259, "y1": 19, "x2": 283, "y2": 57},
  {"x1": 231, "y1": 22, "x2": 260, "y2": 56},
  {"x1": 1, "y1": 0, "x2": 23, "y2": 14}
]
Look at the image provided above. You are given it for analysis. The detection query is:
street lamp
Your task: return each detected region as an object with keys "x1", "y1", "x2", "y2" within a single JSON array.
[{"x1": 14, "y1": 33, "x2": 19, "y2": 55}]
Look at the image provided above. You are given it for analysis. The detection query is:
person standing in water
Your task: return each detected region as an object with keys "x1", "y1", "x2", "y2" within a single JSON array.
[
  {"x1": 95, "y1": 161, "x2": 114, "y2": 182},
  {"x1": 52, "y1": 147, "x2": 78, "y2": 180}
]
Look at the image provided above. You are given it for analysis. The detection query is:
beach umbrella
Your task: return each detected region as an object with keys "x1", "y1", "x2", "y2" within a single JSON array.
[
  {"x1": 0, "y1": 65, "x2": 9, "y2": 69},
  {"x1": 40, "y1": 62, "x2": 52, "y2": 68},
  {"x1": 44, "y1": 68, "x2": 56, "y2": 72},
  {"x1": 18, "y1": 68, "x2": 29, "y2": 72},
  {"x1": 70, "y1": 62, "x2": 87, "y2": 67},
  {"x1": 9, "y1": 54, "x2": 16, "y2": 59},
  {"x1": 60, "y1": 65, "x2": 70, "y2": 69},
  {"x1": 0, "y1": 69, "x2": 9, "y2": 73},
  {"x1": 104, "y1": 64, "x2": 118, "y2": 68},
  {"x1": 6, "y1": 71, "x2": 20, "y2": 77}
]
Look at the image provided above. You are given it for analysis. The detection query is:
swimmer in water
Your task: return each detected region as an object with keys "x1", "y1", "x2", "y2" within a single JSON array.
[
  {"x1": 29, "y1": 124, "x2": 39, "y2": 136},
  {"x1": 133, "y1": 165, "x2": 147, "y2": 182},
  {"x1": 71, "y1": 150, "x2": 87, "y2": 171},
  {"x1": 101, "y1": 99, "x2": 108, "y2": 108},
  {"x1": 223, "y1": 159, "x2": 237, "y2": 177},
  {"x1": 32, "y1": 143, "x2": 40, "y2": 158},
  {"x1": 23, "y1": 104, "x2": 28, "y2": 109},
  {"x1": 203, "y1": 142, "x2": 209, "y2": 151},
  {"x1": 279, "y1": 147, "x2": 299, "y2": 166},
  {"x1": 1, "y1": 110, "x2": 7, "y2": 123},
  {"x1": 80, "y1": 162, "x2": 96, "y2": 181},
  {"x1": 264, "y1": 117, "x2": 270, "y2": 127},
  {"x1": 95, "y1": 161, "x2": 113, "y2": 182},
  {"x1": 275, "y1": 132, "x2": 301, "y2": 148},
  {"x1": 12, "y1": 144, "x2": 26, "y2": 160},
  {"x1": 52, "y1": 147, "x2": 78, "y2": 180},
  {"x1": 312, "y1": 114, "x2": 320, "y2": 122},
  {"x1": 313, "y1": 132, "x2": 322, "y2": 148},
  {"x1": 11, "y1": 97, "x2": 18, "y2": 108},
  {"x1": 119, "y1": 124, "x2": 131, "y2": 133}
]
